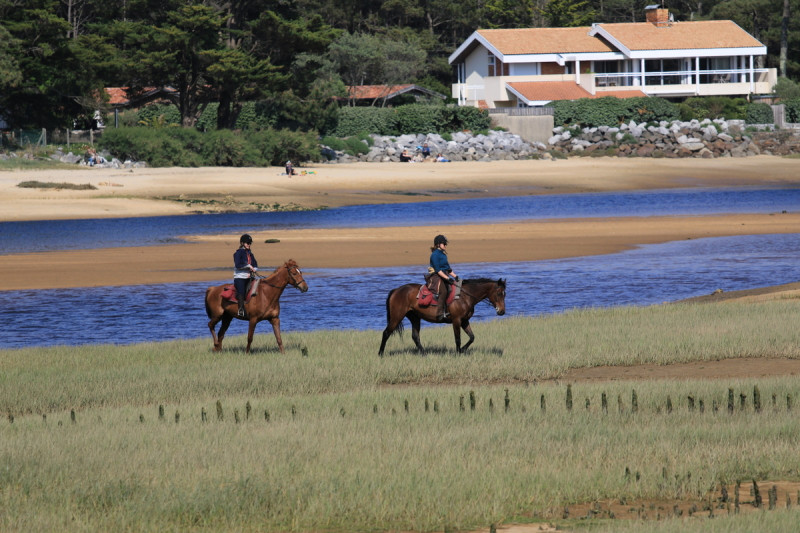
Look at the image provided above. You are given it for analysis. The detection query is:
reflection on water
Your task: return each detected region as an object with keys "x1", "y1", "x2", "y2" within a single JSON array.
[
  {"x1": 1, "y1": 187, "x2": 798, "y2": 254},
  {"x1": 4, "y1": 234, "x2": 798, "y2": 349}
]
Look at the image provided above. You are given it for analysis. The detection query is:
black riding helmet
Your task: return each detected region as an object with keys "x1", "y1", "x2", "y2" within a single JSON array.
[
  {"x1": 434, "y1": 234, "x2": 448, "y2": 247},
  {"x1": 240, "y1": 234, "x2": 253, "y2": 245}
]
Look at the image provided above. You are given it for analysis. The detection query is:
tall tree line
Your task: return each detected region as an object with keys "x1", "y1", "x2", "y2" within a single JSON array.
[{"x1": 0, "y1": 0, "x2": 798, "y2": 130}]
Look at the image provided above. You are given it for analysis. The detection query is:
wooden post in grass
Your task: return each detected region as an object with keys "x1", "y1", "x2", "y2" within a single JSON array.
[
  {"x1": 504, "y1": 389, "x2": 510, "y2": 412},
  {"x1": 234, "y1": 409, "x2": 240, "y2": 423},
  {"x1": 739, "y1": 393, "x2": 746, "y2": 410},
  {"x1": 159, "y1": 405, "x2": 164, "y2": 420},
  {"x1": 728, "y1": 388, "x2": 735, "y2": 414},
  {"x1": 434, "y1": 400, "x2": 439, "y2": 413},
  {"x1": 246, "y1": 401, "x2": 252, "y2": 420},
  {"x1": 617, "y1": 395, "x2": 623, "y2": 414},
  {"x1": 688, "y1": 395, "x2": 695, "y2": 411},
  {"x1": 425, "y1": 398, "x2": 430, "y2": 412},
  {"x1": 666, "y1": 396, "x2": 673, "y2": 413},
  {"x1": 769, "y1": 485, "x2": 777, "y2": 510},
  {"x1": 788, "y1": 395, "x2": 794, "y2": 411},
  {"x1": 631, "y1": 389, "x2": 638, "y2": 414},
  {"x1": 71, "y1": 409, "x2": 76, "y2": 424},
  {"x1": 566, "y1": 385, "x2": 573, "y2": 411},
  {"x1": 753, "y1": 386, "x2": 762, "y2": 413},
  {"x1": 602, "y1": 392, "x2": 608, "y2": 414},
  {"x1": 459, "y1": 395, "x2": 465, "y2": 411},
  {"x1": 264, "y1": 410, "x2": 270, "y2": 421},
  {"x1": 174, "y1": 411, "x2": 179, "y2": 423},
  {"x1": 752, "y1": 480, "x2": 762, "y2": 508},
  {"x1": 540, "y1": 394, "x2": 546, "y2": 413},
  {"x1": 470, "y1": 391, "x2": 476, "y2": 411},
  {"x1": 404, "y1": 399, "x2": 409, "y2": 413},
  {"x1": 201, "y1": 408, "x2": 207, "y2": 423},
  {"x1": 216, "y1": 401, "x2": 223, "y2": 421}
]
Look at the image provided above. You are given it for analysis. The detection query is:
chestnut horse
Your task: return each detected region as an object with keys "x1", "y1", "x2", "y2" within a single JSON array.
[
  {"x1": 378, "y1": 278, "x2": 506, "y2": 356},
  {"x1": 205, "y1": 259, "x2": 308, "y2": 353}
]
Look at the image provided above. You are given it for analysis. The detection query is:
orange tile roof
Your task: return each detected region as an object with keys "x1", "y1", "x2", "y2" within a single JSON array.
[
  {"x1": 507, "y1": 81, "x2": 646, "y2": 102},
  {"x1": 105, "y1": 87, "x2": 132, "y2": 105},
  {"x1": 477, "y1": 27, "x2": 613, "y2": 55},
  {"x1": 347, "y1": 85, "x2": 414, "y2": 99},
  {"x1": 597, "y1": 20, "x2": 763, "y2": 50}
]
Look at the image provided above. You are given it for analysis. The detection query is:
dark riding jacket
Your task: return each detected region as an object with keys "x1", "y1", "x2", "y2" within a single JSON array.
[
  {"x1": 429, "y1": 248, "x2": 451, "y2": 275},
  {"x1": 234, "y1": 248, "x2": 258, "y2": 279}
]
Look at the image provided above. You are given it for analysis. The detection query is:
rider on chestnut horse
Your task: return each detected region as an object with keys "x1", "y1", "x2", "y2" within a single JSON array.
[
  {"x1": 428, "y1": 234, "x2": 459, "y2": 320},
  {"x1": 233, "y1": 234, "x2": 258, "y2": 318}
]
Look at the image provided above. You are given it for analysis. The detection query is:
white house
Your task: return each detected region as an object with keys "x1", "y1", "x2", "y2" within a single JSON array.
[{"x1": 449, "y1": 7, "x2": 777, "y2": 109}]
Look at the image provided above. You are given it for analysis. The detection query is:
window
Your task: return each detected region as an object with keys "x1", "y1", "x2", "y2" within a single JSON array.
[{"x1": 488, "y1": 52, "x2": 508, "y2": 77}]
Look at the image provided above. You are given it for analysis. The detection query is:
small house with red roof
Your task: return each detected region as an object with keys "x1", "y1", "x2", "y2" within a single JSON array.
[
  {"x1": 344, "y1": 84, "x2": 447, "y2": 106},
  {"x1": 449, "y1": 6, "x2": 776, "y2": 109}
]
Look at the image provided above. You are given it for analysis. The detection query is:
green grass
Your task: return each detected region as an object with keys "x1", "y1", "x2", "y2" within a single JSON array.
[
  {"x1": 3, "y1": 300, "x2": 800, "y2": 531},
  {"x1": 0, "y1": 158, "x2": 79, "y2": 170}
]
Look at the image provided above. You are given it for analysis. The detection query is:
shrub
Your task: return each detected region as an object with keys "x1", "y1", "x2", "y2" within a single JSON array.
[
  {"x1": 745, "y1": 103, "x2": 774, "y2": 124},
  {"x1": 773, "y1": 77, "x2": 800, "y2": 100},
  {"x1": 334, "y1": 107, "x2": 397, "y2": 136},
  {"x1": 783, "y1": 99, "x2": 800, "y2": 123},
  {"x1": 98, "y1": 126, "x2": 318, "y2": 167},
  {"x1": 551, "y1": 97, "x2": 678, "y2": 127}
]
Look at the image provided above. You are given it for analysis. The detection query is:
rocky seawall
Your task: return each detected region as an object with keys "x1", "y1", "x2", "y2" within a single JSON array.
[{"x1": 326, "y1": 119, "x2": 800, "y2": 163}]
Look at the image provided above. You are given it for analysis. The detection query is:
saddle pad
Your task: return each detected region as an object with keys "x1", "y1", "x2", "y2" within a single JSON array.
[
  {"x1": 220, "y1": 279, "x2": 260, "y2": 303},
  {"x1": 416, "y1": 283, "x2": 458, "y2": 307}
]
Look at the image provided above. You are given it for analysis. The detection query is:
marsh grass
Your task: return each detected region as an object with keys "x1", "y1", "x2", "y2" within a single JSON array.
[
  {"x1": 16, "y1": 180, "x2": 97, "y2": 190},
  {"x1": 3, "y1": 301, "x2": 800, "y2": 531}
]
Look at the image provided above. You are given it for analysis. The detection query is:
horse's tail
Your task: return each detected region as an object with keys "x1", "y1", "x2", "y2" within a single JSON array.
[
  {"x1": 204, "y1": 287, "x2": 215, "y2": 319},
  {"x1": 384, "y1": 288, "x2": 404, "y2": 337}
]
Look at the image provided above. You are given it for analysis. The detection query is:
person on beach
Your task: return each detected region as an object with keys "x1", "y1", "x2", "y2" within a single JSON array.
[
  {"x1": 233, "y1": 234, "x2": 258, "y2": 318},
  {"x1": 428, "y1": 234, "x2": 459, "y2": 320},
  {"x1": 285, "y1": 160, "x2": 295, "y2": 176}
]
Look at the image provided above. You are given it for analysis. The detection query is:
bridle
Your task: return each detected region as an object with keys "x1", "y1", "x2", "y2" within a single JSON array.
[{"x1": 262, "y1": 264, "x2": 305, "y2": 290}]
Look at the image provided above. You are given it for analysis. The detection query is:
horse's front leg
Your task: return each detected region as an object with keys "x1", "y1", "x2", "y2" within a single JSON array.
[
  {"x1": 459, "y1": 319, "x2": 476, "y2": 352},
  {"x1": 452, "y1": 320, "x2": 463, "y2": 353},
  {"x1": 245, "y1": 318, "x2": 258, "y2": 354},
  {"x1": 214, "y1": 315, "x2": 234, "y2": 351},
  {"x1": 408, "y1": 314, "x2": 425, "y2": 355},
  {"x1": 269, "y1": 317, "x2": 284, "y2": 354}
]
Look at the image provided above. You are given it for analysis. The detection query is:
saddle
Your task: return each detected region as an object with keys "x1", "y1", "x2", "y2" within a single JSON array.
[
  {"x1": 417, "y1": 276, "x2": 461, "y2": 307},
  {"x1": 220, "y1": 278, "x2": 261, "y2": 303}
]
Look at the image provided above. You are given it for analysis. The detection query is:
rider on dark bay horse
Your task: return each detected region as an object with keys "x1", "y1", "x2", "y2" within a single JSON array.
[
  {"x1": 233, "y1": 234, "x2": 258, "y2": 318},
  {"x1": 428, "y1": 234, "x2": 459, "y2": 320}
]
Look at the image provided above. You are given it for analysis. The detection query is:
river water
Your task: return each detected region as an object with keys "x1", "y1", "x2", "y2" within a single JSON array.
[
  {"x1": 5, "y1": 232, "x2": 799, "y2": 350},
  {"x1": 1, "y1": 187, "x2": 798, "y2": 254}
]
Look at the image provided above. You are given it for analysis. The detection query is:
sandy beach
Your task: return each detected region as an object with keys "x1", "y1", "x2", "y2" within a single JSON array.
[{"x1": 2, "y1": 156, "x2": 800, "y2": 291}]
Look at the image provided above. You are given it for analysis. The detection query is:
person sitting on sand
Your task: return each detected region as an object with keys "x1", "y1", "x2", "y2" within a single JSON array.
[
  {"x1": 399, "y1": 150, "x2": 411, "y2": 162},
  {"x1": 435, "y1": 153, "x2": 449, "y2": 162},
  {"x1": 285, "y1": 160, "x2": 296, "y2": 176}
]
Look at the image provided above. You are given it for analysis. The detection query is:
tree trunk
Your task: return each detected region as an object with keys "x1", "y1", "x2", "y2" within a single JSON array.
[{"x1": 780, "y1": 0, "x2": 789, "y2": 78}]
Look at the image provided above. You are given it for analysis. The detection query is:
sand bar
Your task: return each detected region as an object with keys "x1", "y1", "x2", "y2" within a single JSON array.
[{"x1": 2, "y1": 156, "x2": 799, "y2": 291}]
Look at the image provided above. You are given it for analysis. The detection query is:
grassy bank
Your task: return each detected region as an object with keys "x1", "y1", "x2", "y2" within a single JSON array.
[{"x1": 3, "y1": 300, "x2": 800, "y2": 531}]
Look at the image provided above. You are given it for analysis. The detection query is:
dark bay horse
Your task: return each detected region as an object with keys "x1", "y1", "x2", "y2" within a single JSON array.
[
  {"x1": 379, "y1": 278, "x2": 506, "y2": 356},
  {"x1": 205, "y1": 259, "x2": 308, "y2": 354}
]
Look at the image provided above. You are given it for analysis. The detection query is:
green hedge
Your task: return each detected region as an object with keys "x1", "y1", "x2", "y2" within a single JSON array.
[
  {"x1": 784, "y1": 99, "x2": 800, "y2": 123},
  {"x1": 745, "y1": 103, "x2": 774, "y2": 124},
  {"x1": 98, "y1": 127, "x2": 319, "y2": 167},
  {"x1": 550, "y1": 97, "x2": 679, "y2": 127},
  {"x1": 333, "y1": 104, "x2": 490, "y2": 136}
]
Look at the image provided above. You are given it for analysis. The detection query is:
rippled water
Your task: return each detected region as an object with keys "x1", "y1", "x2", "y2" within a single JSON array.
[
  {"x1": 6, "y1": 234, "x2": 799, "y2": 350},
  {"x1": 1, "y1": 187, "x2": 798, "y2": 254}
]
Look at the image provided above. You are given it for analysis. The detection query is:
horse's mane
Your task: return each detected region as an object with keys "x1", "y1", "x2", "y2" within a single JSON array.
[
  {"x1": 272, "y1": 259, "x2": 297, "y2": 272},
  {"x1": 464, "y1": 277, "x2": 505, "y2": 287}
]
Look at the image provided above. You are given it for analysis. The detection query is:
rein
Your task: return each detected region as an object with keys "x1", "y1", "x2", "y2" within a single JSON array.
[{"x1": 261, "y1": 265, "x2": 303, "y2": 290}]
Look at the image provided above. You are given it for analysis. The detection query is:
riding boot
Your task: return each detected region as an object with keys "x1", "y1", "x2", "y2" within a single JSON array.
[
  {"x1": 436, "y1": 282, "x2": 450, "y2": 321},
  {"x1": 237, "y1": 294, "x2": 247, "y2": 318}
]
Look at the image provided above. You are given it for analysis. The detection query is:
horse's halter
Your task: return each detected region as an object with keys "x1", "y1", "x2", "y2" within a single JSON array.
[{"x1": 286, "y1": 265, "x2": 305, "y2": 289}]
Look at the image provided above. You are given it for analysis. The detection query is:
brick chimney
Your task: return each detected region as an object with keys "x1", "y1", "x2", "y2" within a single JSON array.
[{"x1": 645, "y1": 5, "x2": 671, "y2": 27}]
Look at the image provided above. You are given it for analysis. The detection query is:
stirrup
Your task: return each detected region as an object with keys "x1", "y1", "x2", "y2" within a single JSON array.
[{"x1": 237, "y1": 307, "x2": 246, "y2": 318}]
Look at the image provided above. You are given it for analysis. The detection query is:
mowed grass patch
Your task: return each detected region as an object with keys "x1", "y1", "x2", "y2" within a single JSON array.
[{"x1": 3, "y1": 300, "x2": 800, "y2": 531}]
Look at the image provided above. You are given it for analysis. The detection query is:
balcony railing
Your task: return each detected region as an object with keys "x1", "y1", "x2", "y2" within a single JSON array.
[{"x1": 594, "y1": 68, "x2": 773, "y2": 88}]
